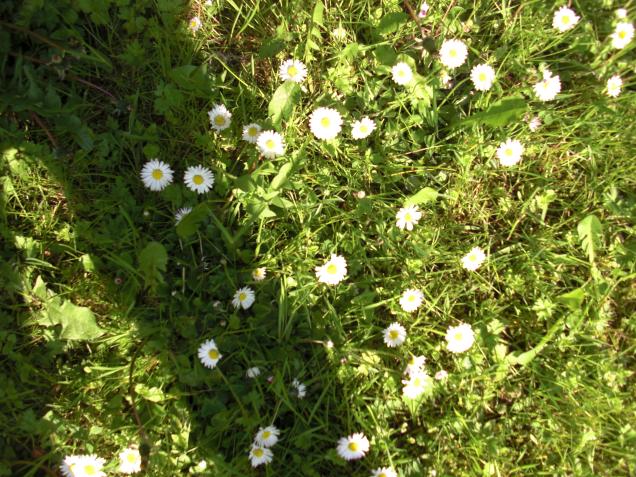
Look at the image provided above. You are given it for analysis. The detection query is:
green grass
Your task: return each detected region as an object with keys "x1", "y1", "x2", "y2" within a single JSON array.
[{"x1": 1, "y1": 0, "x2": 636, "y2": 476}]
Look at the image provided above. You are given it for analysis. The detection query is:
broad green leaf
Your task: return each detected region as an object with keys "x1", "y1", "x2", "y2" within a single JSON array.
[
  {"x1": 169, "y1": 65, "x2": 212, "y2": 96},
  {"x1": 460, "y1": 96, "x2": 527, "y2": 128},
  {"x1": 376, "y1": 12, "x2": 409, "y2": 35},
  {"x1": 268, "y1": 81, "x2": 301, "y2": 127},
  {"x1": 50, "y1": 300, "x2": 104, "y2": 340},
  {"x1": 270, "y1": 162, "x2": 294, "y2": 190},
  {"x1": 557, "y1": 287, "x2": 586, "y2": 311},
  {"x1": 404, "y1": 187, "x2": 438, "y2": 206},
  {"x1": 138, "y1": 241, "x2": 168, "y2": 292},
  {"x1": 577, "y1": 214, "x2": 602, "y2": 262},
  {"x1": 176, "y1": 204, "x2": 210, "y2": 239},
  {"x1": 373, "y1": 45, "x2": 397, "y2": 66},
  {"x1": 135, "y1": 384, "x2": 165, "y2": 403}
]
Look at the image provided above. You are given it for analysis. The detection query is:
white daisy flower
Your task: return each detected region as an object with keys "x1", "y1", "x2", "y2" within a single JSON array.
[
  {"x1": 461, "y1": 246, "x2": 486, "y2": 271},
  {"x1": 418, "y1": 2, "x2": 430, "y2": 18},
  {"x1": 175, "y1": 207, "x2": 192, "y2": 225},
  {"x1": 552, "y1": 6, "x2": 579, "y2": 32},
  {"x1": 533, "y1": 70, "x2": 561, "y2": 102},
  {"x1": 404, "y1": 355, "x2": 426, "y2": 376},
  {"x1": 198, "y1": 338, "x2": 222, "y2": 369},
  {"x1": 256, "y1": 130, "x2": 286, "y2": 158},
  {"x1": 242, "y1": 123, "x2": 262, "y2": 143},
  {"x1": 496, "y1": 139, "x2": 524, "y2": 166},
  {"x1": 246, "y1": 366, "x2": 261, "y2": 378},
  {"x1": 252, "y1": 267, "x2": 267, "y2": 281},
  {"x1": 439, "y1": 39, "x2": 468, "y2": 69},
  {"x1": 616, "y1": 8, "x2": 627, "y2": 19},
  {"x1": 372, "y1": 467, "x2": 398, "y2": 477},
  {"x1": 315, "y1": 254, "x2": 347, "y2": 285},
  {"x1": 141, "y1": 159, "x2": 174, "y2": 191},
  {"x1": 399, "y1": 289, "x2": 423, "y2": 313},
  {"x1": 309, "y1": 107, "x2": 343, "y2": 140},
  {"x1": 292, "y1": 378, "x2": 307, "y2": 398},
  {"x1": 336, "y1": 433, "x2": 369, "y2": 461},
  {"x1": 528, "y1": 116, "x2": 542, "y2": 132},
  {"x1": 249, "y1": 445, "x2": 273, "y2": 467},
  {"x1": 470, "y1": 64, "x2": 496, "y2": 91},
  {"x1": 232, "y1": 286, "x2": 255, "y2": 310},
  {"x1": 66, "y1": 455, "x2": 106, "y2": 477},
  {"x1": 391, "y1": 62, "x2": 414, "y2": 85},
  {"x1": 254, "y1": 425, "x2": 280, "y2": 447},
  {"x1": 60, "y1": 456, "x2": 80, "y2": 477},
  {"x1": 118, "y1": 447, "x2": 142, "y2": 474},
  {"x1": 331, "y1": 26, "x2": 348, "y2": 41},
  {"x1": 189, "y1": 16, "x2": 202, "y2": 32},
  {"x1": 208, "y1": 104, "x2": 232, "y2": 131},
  {"x1": 184, "y1": 165, "x2": 215, "y2": 194},
  {"x1": 384, "y1": 322, "x2": 407, "y2": 348},
  {"x1": 607, "y1": 75, "x2": 623, "y2": 97},
  {"x1": 279, "y1": 59, "x2": 307, "y2": 83},
  {"x1": 610, "y1": 22, "x2": 634, "y2": 49},
  {"x1": 402, "y1": 369, "x2": 432, "y2": 399},
  {"x1": 445, "y1": 322, "x2": 475, "y2": 353},
  {"x1": 351, "y1": 117, "x2": 376, "y2": 139},
  {"x1": 435, "y1": 369, "x2": 449, "y2": 380},
  {"x1": 395, "y1": 205, "x2": 422, "y2": 231}
]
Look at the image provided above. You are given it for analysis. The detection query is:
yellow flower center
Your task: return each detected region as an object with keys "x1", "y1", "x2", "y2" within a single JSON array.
[
  {"x1": 265, "y1": 139, "x2": 275, "y2": 149},
  {"x1": 239, "y1": 292, "x2": 247, "y2": 301},
  {"x1": 287, "y1": 65, "x2": 298, "y2": 77},
  {"x1": 190, "y1": 19, "x2": 198, "y2": 28},
  {"x1": 505, "y1": 148, "x2": 513, "y2": 156},
  {"x1": 326, "y1": 264, "x2": 338, "y2": 274},
  {"x1": 479, "y1": 73, "x2": 486, "y2": 81},
  {"x1": 348, "y1": 442, "x2": 358, "y2": 452},
  {"x1": 619, "y1": 30, "x2": 626, "y2": 39},
  {"x1": 398, "y1": 69, "x2": 405, "y2": 77},
  {"x1": 193, "y1": 174, "x2": 204, "y2": 185},
  {"x1": 84, "y1": 465, "x2": 97, "y2": 476},
  {"x1": 404, "y1": 213, "x2": 412, "y2": 222},
  {"x1": 152, "y1": 169, "x2": 163, "y2": 180},
  {"x1": 561, "y1": 15, "x2": 570, "y2": 24},
  {"x1": 408, "y1": 294, "x2": 416, "y2": 302},
  {"x1": 454, "y1": 332, "x2": 463, "y2": 341},
  {"x1": 413, "y1": 377, "x2": 422, "y2": 386},
  {"x1": 389, "y1": 330, "x2": 399, "y2": 340},
  {"x1": 321, "y1": 117, "x2": 330, "y2": 127},
  {"x1": 248, "y1": 127, "x2": 258, "y2": 136},
  {"x1": 127, "y1": 453, "x2": 138, "y2": 463},
  {"x1": 262, "y1": 431, "x2": 271, "y2": 439},
  {"x1": 214, "y1": 115, "x2": 225, "y2": 126},
  {"x1": 468, "y1": 253, "x2": 477, "y2": 262},
  {"x1": 253, "y1": 448, "x2": 264, "y2": 457},
  {"x1": 379, "y1": 474, "x2": 387, "y2": 477},
  {"x1": 542, "y1": 81, "x2": 550, "y2": 90},
  {"x1": 449, "y1": 49, "x2": 457, "y2": 57},
  {"x1": 208, "y1": 349, "x2": 219, "y2": 360}
]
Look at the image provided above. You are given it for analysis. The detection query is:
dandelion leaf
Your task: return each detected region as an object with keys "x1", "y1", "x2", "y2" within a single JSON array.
[
  {"x1": 577, "y1": 214, "x2": 602, "y2": 262},
  {"x1": 460, "y1": 96, "x2": 527, "y2": 128}
]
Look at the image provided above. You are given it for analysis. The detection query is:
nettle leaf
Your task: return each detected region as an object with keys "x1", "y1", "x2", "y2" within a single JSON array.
[
  {"x1": 577, "y1": 214, "x2": 602, "y2": 262},
  {"x1": 404, "y1": 187, "x2": 438, "y2": 207},
  {"x1": 268, "y1": 81, "x2": 301, "y2": 127},
  {"x1": 138, "y1": 241, "x2": 168, "y2": 292},
  {"x1": 176, "y1": 204, "x2": 210, "y2": 239},
  {"x1": 460, "y1": 96, "x2": 527, "y2": 128}
]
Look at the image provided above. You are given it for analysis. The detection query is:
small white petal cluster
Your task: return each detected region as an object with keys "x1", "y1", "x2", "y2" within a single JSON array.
[
  {"x1": 292, "y1": 378, "x2": 307, "y2": 398},
  {"x1": 402, "y1": 369, "x2": 432, "y2": 399},
  {"x1": 470, "y1": 64, "x2": 496, "y2": 91},
  {"x1": 383, "y1": 322, "x2": 407, "y2": 347},
  {"x1": 315, "y1": 254, "x2": 347, "y2": 285},
  {"x1": 351, "y1": 117, "x2": 376, "y2": 139},
  {"x1": 496, "y1": 139, "x2": 524, "y2": 167},
  {"x1": 252, "y1": 267, "x2": 267, "y2": 281},
  {"x1": 256, "y1": 130, "x2": 286, "y2": 158},
  {"x1": 404, "y1": 355, "x2": 426, "y2": 377},
  {"x1": 336, "y1": 432, "x2": 370, "y2": 461},
  {"x1": 435, "y1": 369, "x2": 449, "y2": 380},
  {"x1": 174, "y1": 207, "x2": 192, "y2": 225},
  {"x1": 461, "y1": 246, "x2": 486, "y2": 271},
  {"x1": 399, "y1": 289, "x2": 423, "y2": 313},
  {"x1": 533, "y1": 69, "x2": 561, "y2": 102},
  {"x1": 528, "y1": 116, "x2": 542, "y2": 132},
  {"x1": 249, "y1": 425, "x2": 280, "y2": 467},
  {"x1": 552, "y1": 6, "x2": 580, "y2": 32},
  {"x1": 198, "y1": 338, "x2": 222, "y2": 369},
  {"x1": 189, "y1": 17, "x2": 202, "y2": 32},
  {"x1": 309, "y1": 107, "x2": 343, "y2": 140},
  {"x1": 395, "y1": 205, "x2": 422, "y2": 231},
  {"x1": 606, "y1": 75, "x2": 622, "y2": 97},
  {"x1": 279, "y1": 59, "x2": 308, "y2": 83},
  {"x1": 372, "y1": 467, "x2": 398, "y2": 477},
  {"x1": 445, "y1": 323, "x2": 475, "y2": 353},
  {"x1": 391, "y1": 62, "x2": 413, "y2": 85},
  {"x1": 246, "y1": 366, "x2": 261, "y2": 378},
  {"x1": 418, "y1": 2, "x2": 430, "y2": 18},
  {"x1": 242, "y1": 123, "x2": 262, "y2": 143},
  {"x1": 232, "y1": 286, "x2": 256, "y2": 309},
  {"x1": 141, "y1": 159, "x2": 173, "y2": 191},
  {"x1": 610, "y1": 22, "x2": 634, "y2": 49},
  {"x1": 439, "y1": 39, "x2": 468, "y2": 69},
  {"x1": 118, "y1": 447, "x2": 142, "y2": 474},
  {"x1": 184, "y1": 165, "x2": 215, "y2": 193},
  {"x1": 208, "y1": 104, "x2": 232, "y2": 131}
]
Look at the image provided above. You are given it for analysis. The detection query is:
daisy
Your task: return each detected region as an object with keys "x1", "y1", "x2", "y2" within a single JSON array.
[
  {"x1": 309, "y1": 107, "x2": 343, "y2": 140},
  {"x1": 552, "y1": 6, "x2": 579, "y2": 32},
  {"x1": 242, "y1": 123, "x2": 262, "y2": 143},
  {"x1": 60, "y1": 456, "x2": 80, "y2": 477},
  {"x1": 616, "y1": 8, "x2": 627, "y2": 19},
  {"x1": 391, "y1": 62, "x2": 413, "y2": 86},
  {"x1": 208, "y1": 104, "x2": 232, "y2": 131},
  {"x1": 439, "y1": 39, "x2": 468, "y2": 69},
  {"x1": 175, "y1": 207, "x2": 192, "y2": 225},
  {"x1": 351, "y1": 117, "x2": 376, "y2": 139},
  {"x1": 461, "y1": 246, "x2": 486, "y2": 271},
  {"x1": 607, "y1": 75, "x2": 623, "y2": 97},
  {"x1": 292, "y1": 378, "x2": 307, "y2": 398},
  {"x1": 246, "y1": 366, "x2": 261, "y2": 378},
  {"x1": 232, "y1": 286, "x2": 255, "y2": 309},
  {"x1": 252, "y1": 267, "x2": 267, "y2": 281},
  {"x1": 399, "y1": 289, "x2": 423, "y2": 313},
  {"x1": 279, "y1": 59, "x2": 307, "y2": 83},
  {"x1": 315, "y1": 254, "x2": 347, "y2": 285},
  {"x1": 256, "y1": 130, "x2": 286, "y2": 158},
  {"x1": 254, "y1": 425, "x2": 280, "y2": 447},
  {"x1": 384, "y1": 322, "x2": 407, "y2": 347},
  {"x1": 372, "y1": 467, "x2": 398, "y2": 477},
  {"x1": 470, "y1": 64, "x2": 496, "y2": 91},
  {"x1": 331, "y1": 26, "x2": 348, "y2": 41},
  {"x1": 336, "y1": 433, "x2": 369, "y2": 461},
  {"x1": 189, "y1": 16, "x2": 202, "y2": 32},
  {"x1": 418, "y1": 2, "x2": 430, "y2": 18},
  {"x1": 533, "y1": 70, "x2": 561, "y2": 102},
  {"x1": 118, "y1": 447, "x2": 142, "y2": 474},
  {"x1": 528, "y1": 115, "x2": 542, "y2": 132},
  {"x1": 445, "y1": 322, "x2": 475, "y2": 353},
  {"x1": 435, "y1": 369, "x2": 449, "y2": 380},
  {"x1": 610, "y1": 22, "x2": 634, "y2": 49},
  {"x1": 402, "y1": 369, "x2": 432, "y2": 399},
  {"x1": 184, "y1": 165, "x2": 215, "y2": 193},
  {"x1": 249, "y1": 445, "x2": 273, "y2": 467},
  {"x1": 496, "y1": 138, "x2": 524, "y2": 166},
  {"x1": 64, "y1": 455, "x2": 106, "y2": 477},
  {"x1": 198, "y1": 338, "x2": 222, "y2": 369},
  {"x1": 140, "y1": 159, "x2": 173, "y2": 191},
  {"x1": 395, "y1": 205, "x2": 422, "y2": 231},
  {"x1": 404, "y1": 355, "x2": 426, "y2": 376}
]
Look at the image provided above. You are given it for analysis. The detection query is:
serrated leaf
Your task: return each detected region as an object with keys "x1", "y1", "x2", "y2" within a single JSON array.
[
  {"x1": 404, "y1": 187, "x2": 438, "y2": 206},
  {"x1": 51, "y1": 300, "x2": 104, "y2": 340},
  {"x1": 577, "y1": 214, "x2": 602, "y2": 263},
  {"x1": 376, "y1": 12, "x2": 408, "y2": 35},
  {"x1": 138, "y1": 242, "x2": 168, "y2": 292},
  {"x1": 460, "y1": 96, "x2": 527, "y2": 128},
  {"x1": 176, "y1": 204, "x2": 210, "y2": 239},
  {"x1": 268, "y1": 81, "x2": 301, "y2": 127},
  {"x1": 557, "y1": 287, "x2": 586, "y2": 311}
]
